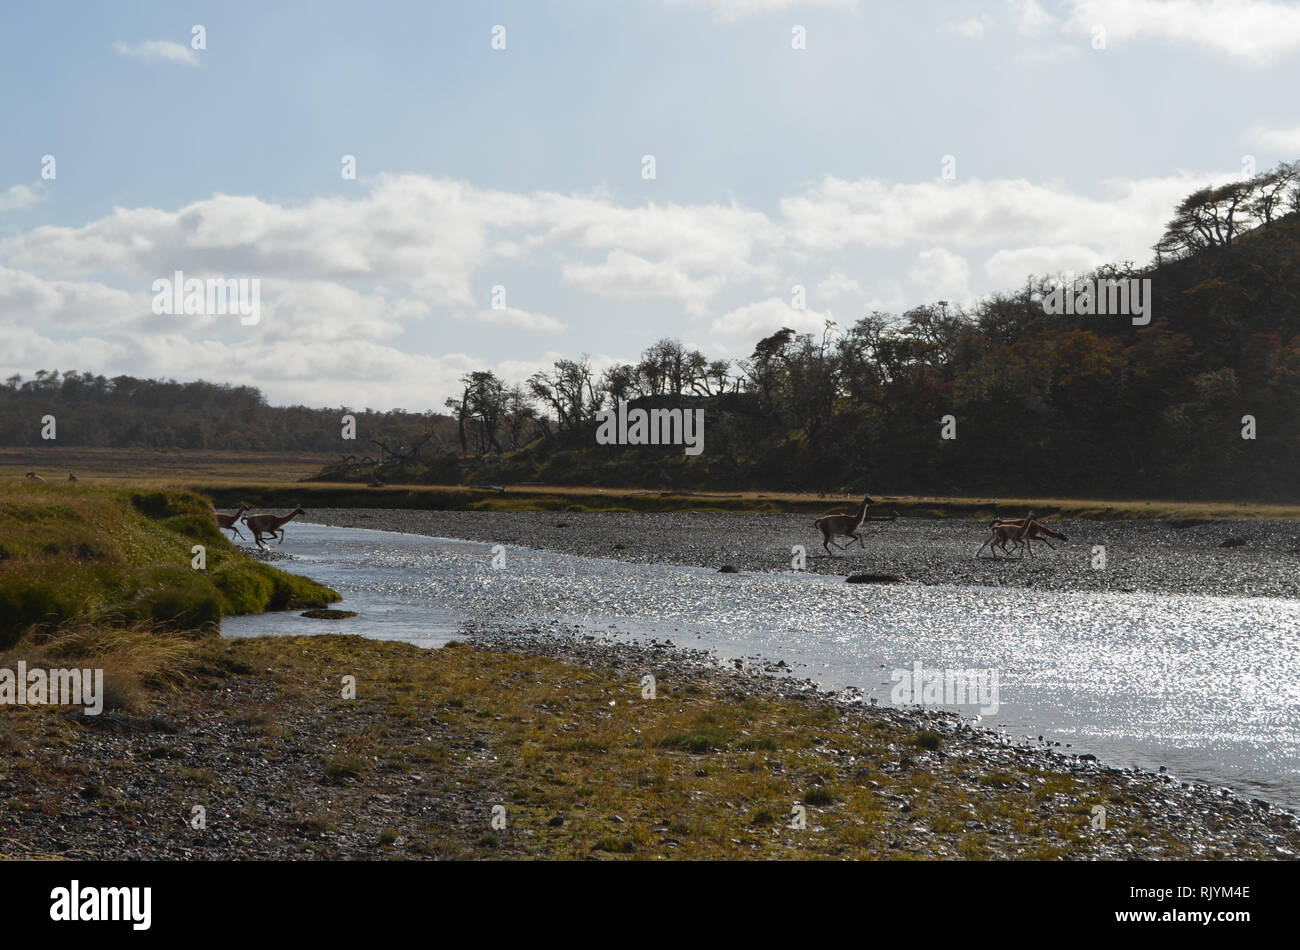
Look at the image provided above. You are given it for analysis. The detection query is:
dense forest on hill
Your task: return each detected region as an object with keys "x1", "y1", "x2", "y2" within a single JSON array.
[{"x1": 6, "y1": 163, "x2": 1300, "y2": 499}]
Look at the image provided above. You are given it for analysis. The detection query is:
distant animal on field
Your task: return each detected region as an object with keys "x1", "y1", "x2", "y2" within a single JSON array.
[
  {"x1": 68, "y1": 472, "x2": 78, "y2": 483},
  {"x1": 25, "y1": 472, "x2": 45, "y2": 482}
]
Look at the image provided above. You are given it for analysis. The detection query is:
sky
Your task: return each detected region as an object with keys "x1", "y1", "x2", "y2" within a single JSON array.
[{"x1": 2, "y1": 0, "x2": 1299, "y2": 411}]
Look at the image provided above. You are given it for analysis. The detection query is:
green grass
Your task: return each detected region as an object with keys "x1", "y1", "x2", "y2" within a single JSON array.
[{"x1": 0, "y1": 482, "x2": 338, "y2": 646}]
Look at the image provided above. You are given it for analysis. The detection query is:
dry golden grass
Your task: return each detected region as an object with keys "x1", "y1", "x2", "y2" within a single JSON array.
[{"x1": 0, "y1": 624, "x2": 205, "y2": 711}]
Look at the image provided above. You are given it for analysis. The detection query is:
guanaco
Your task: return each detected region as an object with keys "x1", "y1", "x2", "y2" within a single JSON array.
[
  {"x1": 1018, "y1": 520, "x2": 1068, "y2": 555},
  {"x1": 25, "y1": 472, "x2": 45, "y2": 482},
  {"x1": 976, "y1": 513, "x2": 1035, "y2": 559},
  {"x1": 813, "y1": 494, "x2": 875, "y2": 555},
  {"x1": 977, "y1": 514, "x2": 1067, "y2": 558},
  {"x1": 241, "y1": 506, "x2": 306, "y2": 549},
  {"x1": 213, "y1": 503, "x2": 250, "y2": 541}
]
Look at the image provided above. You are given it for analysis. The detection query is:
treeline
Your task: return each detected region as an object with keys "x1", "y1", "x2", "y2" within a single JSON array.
[
  {"x1": 0, "y1": 371, "x2": 455, "y2": 454},
  {"x1": 8, "y1": 164, "x2": 1300, "y2": 500},
  {"x1": 334, "y1": 163, "x2": 1300, "y2": 499}
]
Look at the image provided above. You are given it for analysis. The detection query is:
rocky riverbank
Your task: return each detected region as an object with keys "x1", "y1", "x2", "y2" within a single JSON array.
[
  {"x1": 2, "y1": 630, "x2": 1296, "y2": 860},
  {"x1": 305, "y1": 508, "x2": 1300, "y2": 599}
]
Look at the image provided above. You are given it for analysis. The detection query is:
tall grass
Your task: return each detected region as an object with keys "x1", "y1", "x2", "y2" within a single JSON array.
[{"x1": 0, "y1": 482, "x2": 338, "y2": 647}]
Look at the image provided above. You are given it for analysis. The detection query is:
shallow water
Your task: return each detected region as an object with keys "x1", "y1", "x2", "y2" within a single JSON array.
[{"x1": 221, "y1": 522, "x2": 1300, "y2": 810}]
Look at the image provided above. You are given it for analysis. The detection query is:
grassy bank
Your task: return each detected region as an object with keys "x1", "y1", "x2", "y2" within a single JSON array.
[
  {"x1": 2, "y1": 632, "x2": 1290, "y2": 860},
  {"x1": 0, "y1": 482, "x2": 338, "y2": 647}
]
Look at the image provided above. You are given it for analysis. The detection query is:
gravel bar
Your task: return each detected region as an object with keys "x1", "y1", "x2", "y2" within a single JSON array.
[{"x1": 306, "y1": 508, "x2": 1300, "y2": 599}]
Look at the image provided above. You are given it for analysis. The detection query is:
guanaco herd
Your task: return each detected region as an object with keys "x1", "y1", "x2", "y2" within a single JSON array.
[
  {"x1": 211, "y1": 504, "x2": 307, "y2": 550},
  {"x1": 813, "y1": 492, "x2": 1067, "y2": 560},
  {"x1": 25, "y1": 470, "x2": 1060, "y2": 562}
]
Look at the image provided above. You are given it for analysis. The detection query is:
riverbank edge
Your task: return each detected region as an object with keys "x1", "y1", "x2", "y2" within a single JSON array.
[
  {"x1": 0, "y1": 484, "x2": 340, "y2": 648},
  {"x1": 2, "y1": 630, "x2": 1297, "y2": 860},
  {"x1": 198, "y1": 482, "x2": 1300, "y2": 520}
]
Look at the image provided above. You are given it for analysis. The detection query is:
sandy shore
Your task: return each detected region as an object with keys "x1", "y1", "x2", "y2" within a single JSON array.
[{"x1": 305, "y1": 508, "x2": 1300, "y2": 599}]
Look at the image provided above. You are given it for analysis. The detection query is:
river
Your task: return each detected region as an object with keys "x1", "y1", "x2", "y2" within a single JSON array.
[{"x1": 220, "y1": 522, "x2": 1300, "y2": 810}]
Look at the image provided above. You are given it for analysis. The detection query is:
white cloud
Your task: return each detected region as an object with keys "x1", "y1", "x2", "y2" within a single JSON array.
[
  {"x1": 943, "y1": 16, "x2": 992, "y2": 38},
  {"x1": 0, "y1": 326, "x2": 131, "y2": 374},
  {"x1": 540, "y1": 196, "x2": 779, "y2": 312},
  {"x1": 1247, "y1": 124, "x2": 1300, "y2": 153},
  {"x1": 1008, "y1": 0, "x2": 1056, "y2": 33},
  {"x1": 779, "y1": 170, "x2": 1243, "y2": 266},
  {"x1": 708, "y1": 298, "x2": 830, "y2": 348},
  {"x1": 1063, "y1": 0, "x2": 1300, "y2": 64},
  {"x1": 908, "y1": 249, "x2": 972, "y2": 303},
  {"x1": 984, "y1": 244, "x2": 1107, "y2": 287},
  {"x1": 1, "y1": 179, "x2": 776, "y2": 319},
  {"x1": 861, "y1": 281, "x2": 907, "y2": 313},
  {"x1": 0, "y1": 185, "x2": 45, "y2": 213},
  {"x1": 562, "y1": 250, "x2": 728, "y2": 314},
  {"x1": 253, "y1": 281, "x2": 407, "y2": 343},
  {"x1": 1, "y1": 177, "x2": 532, "y2": 308},
  {"x1": 112, "y1": 40, "x2": 200, "y2": 67},
  {"x1": 0, "y1": 266, "x2": 144, "y2": 330},
  {"x1": 475, "y1": 306, "x2": 566, "y2": 334},
  {"x1": 663, "y1": 0, "x2": 858, "y2": 21},
  {"x1": 815, "y1": 271, "x2": 864, "y2": 300},
  {"x1": 813, "y1": 271, "x2": 906, "y2": 314}
]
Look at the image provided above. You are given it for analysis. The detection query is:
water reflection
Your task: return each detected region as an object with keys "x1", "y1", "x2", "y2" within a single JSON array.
[{"x1": 220, "y1": 523, "x2": 1300, "y2": 809}]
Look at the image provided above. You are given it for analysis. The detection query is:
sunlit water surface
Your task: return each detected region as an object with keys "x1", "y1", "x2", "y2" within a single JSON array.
[{"x1": 221, "y1": 523, "x2": 1300, "y2": 809}]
